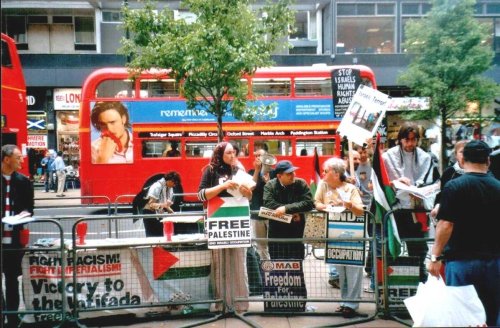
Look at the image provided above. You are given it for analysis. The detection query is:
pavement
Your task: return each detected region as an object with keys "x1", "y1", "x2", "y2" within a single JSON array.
[{"x1": 31, "y1": 187, "x2": 411, "y2": 328}]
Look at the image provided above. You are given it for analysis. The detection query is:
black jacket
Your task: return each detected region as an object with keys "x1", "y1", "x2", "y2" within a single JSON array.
[{"x1": 1, "y1": 171, "x2": 34, "y2": 249}]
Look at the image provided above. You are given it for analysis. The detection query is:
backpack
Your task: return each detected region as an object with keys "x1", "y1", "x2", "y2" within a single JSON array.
[{"x1": 132, "y1": 173, "x2": 165, "y2": 216}]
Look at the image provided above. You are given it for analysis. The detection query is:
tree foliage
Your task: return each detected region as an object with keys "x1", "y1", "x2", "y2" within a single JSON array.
[
  {"x1": 398, "y1": 0, "x2": 498, "y2": 167},
  {"x1": 119, "y1": 0, "x2": 294, "y2": 141}
]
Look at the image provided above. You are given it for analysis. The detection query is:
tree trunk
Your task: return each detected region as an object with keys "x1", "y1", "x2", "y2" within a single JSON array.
[{"x1": 216, "y1": 101, "x2": 224, "y2": 143}]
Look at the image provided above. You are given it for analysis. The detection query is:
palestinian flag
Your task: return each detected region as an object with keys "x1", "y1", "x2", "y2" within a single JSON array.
[
  {"x1": 136, "y1": 246, "x2": 212, "y2": 311},
  {"x1": 310, "y1": 147, "x2": 321, "y2": 197},
  {"x1": 371, "y1": 134, "x2": 402, "y2": 259}
]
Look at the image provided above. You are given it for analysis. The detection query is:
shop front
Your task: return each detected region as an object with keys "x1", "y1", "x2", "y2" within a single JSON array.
[{"x1": 54, "y1": 88, "x2": 81, "y2": 170}]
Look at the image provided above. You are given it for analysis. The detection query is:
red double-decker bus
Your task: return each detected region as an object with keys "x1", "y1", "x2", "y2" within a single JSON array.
[
  {"x1": 79, "y1": 65, "x2": 376, "y2": 202},
  {"x1": 1, "y1": 33, "x2": 29, "y2": 176}
]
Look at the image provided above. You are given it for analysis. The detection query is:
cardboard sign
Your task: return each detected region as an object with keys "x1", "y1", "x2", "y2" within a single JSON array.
[
  {"x1": 337, "y1": 84, "x2": 390, "y2": 146},
  {"x1": 258, "y1": 207, "x2": 293, "y2": 223},
  {"x1": 326, "y1": 211, "x2": 366, "y2": 266},
  {"x1": 261, "y1": 260, "x2": 307, "y2": 312},
  {"x1": 207, "y1": 197, "x2": 251, "y2": 249},
  {"x1": 332, "y1": 68, "x2": 361, "y2": 118}
]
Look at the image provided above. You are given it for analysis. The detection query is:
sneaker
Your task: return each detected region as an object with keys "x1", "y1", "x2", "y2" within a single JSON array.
[
  {"x1": 364, "y1": 287, "x2": 375, "y2": 293},
  {"x1": 328, "y1": 278, "x2": 340, "y2": 288},
  {"x1": 42, "y1": 190, "x2": 48, "y2": 193},
  {"x1": 56, "y1": 194, "x2": 66, "y2": 197}
]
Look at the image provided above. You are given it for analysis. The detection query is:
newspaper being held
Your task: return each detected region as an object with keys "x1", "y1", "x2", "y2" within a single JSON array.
[
  {"x1": 325, "y1": 205, "x2": 347, "y2": 213},
  {"x1": 392, "y1": 180, "x2": 440, "y2": 199},
  {"x1": 258, "y1": 207, "x2": 293, "y2": 224},
  {"x1": 1, "y1": 211, "x2": 34, "y2": 225},
  {"x1": 226, "y1": 169, "x2": 257, "y2": 198}
]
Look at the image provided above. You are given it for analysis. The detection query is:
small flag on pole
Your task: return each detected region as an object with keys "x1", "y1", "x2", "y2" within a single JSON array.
[{"x1": 310, "y1": 147, "x2": 321, "y2": 197}]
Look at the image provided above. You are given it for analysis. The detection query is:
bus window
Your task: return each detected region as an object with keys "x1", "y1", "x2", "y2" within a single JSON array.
[
  {"x1": 1, "y1": 40, "x2": 12, "y2": 67},
  {"x1": 228, "y1": 139, "x2": 249, "y2": 157},
  {"x1": 252, "y1": 78, "x2": 291, "y2": 97},
  {"x1": 295, "y1": 78, "x2": 331, "y2": 96},
  {"x1": 361, "y1": 77, "x2": 374, "y2": 88},
  {"x1": 142, "y1": 140, "x2": 181, "y2": 158},
  {"x1": 296, "y1": 139, "x2": 336, "y2": 156},
  {"x1": 265, "y1": 139, "x2": 292, "y2": 156},
  {"x1": 140, "y1": 79, "x2": 180, "y2": 98},
  {"x1": 96, "y1": 79, "x2": 134, "y2": 98},
  {"x1": 186, "y1": 141, "x2": 217, "y2": 158}
]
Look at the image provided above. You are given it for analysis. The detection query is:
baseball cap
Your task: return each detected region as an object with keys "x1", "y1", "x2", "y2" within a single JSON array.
[
  {"x1": 274, "y1": 160, "x2": 299, "y2": 174},
  {"x1": 463, "y1": 140, "x2": 492, "y2": 163}
]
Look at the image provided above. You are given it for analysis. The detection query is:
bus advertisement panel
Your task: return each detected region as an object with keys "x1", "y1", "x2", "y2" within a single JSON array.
[
  {"x1": 1, "y1": 33, "x2": 29, "y2": 176},
  {"x1": 79, "y1": 66, "x2": 376, "y2": 203}
]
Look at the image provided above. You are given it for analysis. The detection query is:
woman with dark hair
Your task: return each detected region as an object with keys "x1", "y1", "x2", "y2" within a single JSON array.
[
  {"x1": 198, "y1": 142, "x2": 252, "y2": 313},
  {"x1": 142, "y1": 171, "x2": 182, "y2": 237}
]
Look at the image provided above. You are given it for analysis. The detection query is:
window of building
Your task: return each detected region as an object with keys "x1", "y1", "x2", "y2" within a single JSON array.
[
  {"x1": 337, "y1": 3, "x2": 396, "y2": 54},
  {"x1": 487, "y1": 3, "x2": 500, "y2": 14},
  {"x1": 28, "y1": 16, "x2": 48, "y2": 24},
  {"x1": 102, "y1": 11, "x2": 124, "y2": 23},
  {"x1": 74, "y1": 16, "x2": 94, "y2": 44},
  {"x1": 5, "y1": 16, "x2": 27, "y2": 46},
  {"x1": 290, "y1": 11, "x2": 308, "y2": 39},
  {"x1": 53, "y1": 16, "x2": 73, "y2": 24}
]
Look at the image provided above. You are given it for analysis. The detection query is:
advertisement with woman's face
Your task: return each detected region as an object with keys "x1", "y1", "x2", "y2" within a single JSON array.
[{"x1": 90, "y1": 101, "x2": 133, "y2": 164}]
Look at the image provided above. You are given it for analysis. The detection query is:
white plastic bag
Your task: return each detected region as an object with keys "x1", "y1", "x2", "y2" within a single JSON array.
[{"x1": 404, "y1": 275, "x2": 486, "y2": 327}]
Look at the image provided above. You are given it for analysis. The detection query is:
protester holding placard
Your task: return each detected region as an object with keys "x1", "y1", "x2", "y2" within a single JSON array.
[
  {"x1": 197, "y1": 141, "x2": 252, "y2": 313},
  {"x1": 1, "y1": 144, "x2": 34, "y2": 328},
  {"x1": 314, "y1": 157, "x2": 366, "y2": 318}
]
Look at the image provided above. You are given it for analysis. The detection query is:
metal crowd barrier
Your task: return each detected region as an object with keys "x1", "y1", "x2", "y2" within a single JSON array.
[
  {"x1": 381, "y1": 208, "x2": 434, "y2": 327},
  {"x1": 237, "y1": 210, "x2": 380, "y2": 328},
  {"x1": 10, "y1": 209, "x2": 389, "y2": 327},
  {"x1": 35, "y1": 195, "x2": 112, "y2": 215},
  {"x1": 4, "y1": 219, "x2": 76, "y2": 327}
]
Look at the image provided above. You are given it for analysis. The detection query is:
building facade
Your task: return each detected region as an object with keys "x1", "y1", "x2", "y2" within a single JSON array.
[{"x1": 2, "y1": 0, "x2": 500, "y2": 171}]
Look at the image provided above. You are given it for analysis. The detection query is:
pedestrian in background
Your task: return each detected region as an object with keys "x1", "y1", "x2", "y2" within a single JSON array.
[
  {"x1": 1, "y1": 144, "x2": 34, "y2": 328},
  {"x1": 197, "y1": 141, "x2": 252, "y2": 313},
  {"x1": 54, "y1": 150, "x2": 66, "y2": 197},
  {"x1": 40, "y1": 150, "x2": 54, "y2": 192},
  {"x1": 428, "y1": 140, "x2": 500, "y2": 326}
]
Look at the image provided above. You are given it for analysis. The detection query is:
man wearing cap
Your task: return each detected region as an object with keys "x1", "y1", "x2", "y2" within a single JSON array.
[
  {"x1": 428, "y1": 140, "x2": 500, "y2": 327},
  {"x1": 263, "y1": 160, "x2": 314, "y2": 260}
]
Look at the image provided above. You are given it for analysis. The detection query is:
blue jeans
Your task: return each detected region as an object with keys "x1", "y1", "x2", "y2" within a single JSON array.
[{"x1": 446, "y1": 258, "x2": 500, "y2": 327}]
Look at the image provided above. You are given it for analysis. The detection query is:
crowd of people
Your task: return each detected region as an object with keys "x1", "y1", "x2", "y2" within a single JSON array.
[{"x1": 2, "y1": 119, "x2": 499, "y2": 326}]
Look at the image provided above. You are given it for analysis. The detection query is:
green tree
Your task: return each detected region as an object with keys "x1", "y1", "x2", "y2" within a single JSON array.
[
  {"x1": 119, "y1": 0, "x2": 294, "y2": 141},
  {"x1": 399, "y1": 0, "x2": 498, "y2": 169}
]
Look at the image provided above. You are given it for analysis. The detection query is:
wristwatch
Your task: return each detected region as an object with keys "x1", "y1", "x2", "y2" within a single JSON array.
[{"x1": 430, "y1": 254, "x2": 441, "y2": 263}]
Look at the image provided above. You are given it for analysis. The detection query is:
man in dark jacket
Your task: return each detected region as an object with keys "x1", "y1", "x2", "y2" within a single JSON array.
[
  {"x1": 1, "y1": 144, "x2": 34, "y2": 328},
  {"x1": 263, "y1": 160, "x2": 314, "y2": 260}
]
